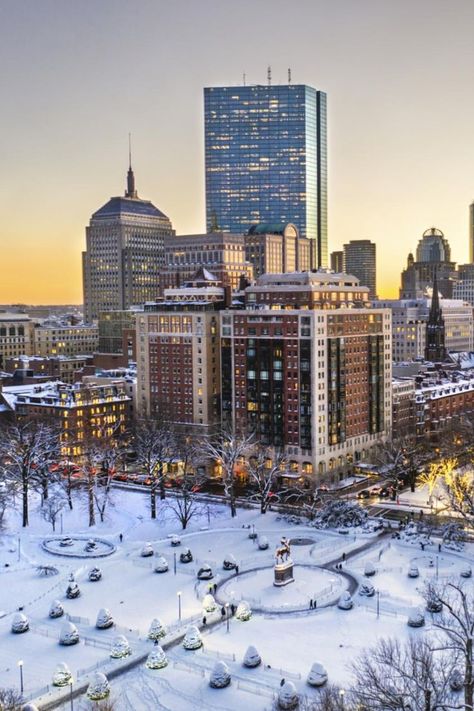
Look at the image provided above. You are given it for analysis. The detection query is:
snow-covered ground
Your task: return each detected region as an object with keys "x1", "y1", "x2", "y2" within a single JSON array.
[{"x1": 0, "y1": 487, "x2": 471, "y2": 709}]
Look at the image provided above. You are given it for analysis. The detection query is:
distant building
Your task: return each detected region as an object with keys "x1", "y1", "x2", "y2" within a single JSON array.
[
  {"x1": 136, "y1": 268, "x2": 224, "y2": 432},
  {"x1": 343, "y1": 240, "x2": 377, "y2": 299},
  {"x1": 330, "y1": 251, "x2": 343, "y2": 273},
  {"x1": 453, "y1": 264, "x2": 474, "y2": 306},
  {"x1": 0, "y1": 313, "x2": 34, "y2": 368},
  {"x1": 83, "y1": 162, "x2": 174, "y2": 322},
  {"x1": 392, "y1": 378, "x2": 416, "y2": 440},
  {"x1": 98, "y1": 310, "x2": 137, "y2": 360},
  {"x1": 379, "y1": 297, "x2": 473, "y2": 362},
  {"x1": 245, "y1": 223, "x2": 311, "y2": 279},
  {"x1": 4, "y1": 355, "x2": 93, "y2": 384},
  {"x1": 221, "y1": 271, "x2": 391, "y2": 480},
  {"x1": 425, "y1": 271, "x2": 447, "y2": 363},
  {"x1": 204, "y1": 83, "x2": 328, "y2": 269},
  {"x1": 400, "y1": 227, "x2": 457, "y2": 298},
  {"x1": 33, "y1": 324, "x2": 98, "y2": 357},
  {"x1": 162, "y1": 232, "x2": 253, "y2": 292}
]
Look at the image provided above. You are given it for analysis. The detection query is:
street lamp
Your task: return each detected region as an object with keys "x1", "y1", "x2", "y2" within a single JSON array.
[
  {"x1": 225, "y1": 602, "x2": 230, "y2": 633},
  {"x1": 69, "y1": 678, "x2": 74, "y2": 711},
  {"x1": 177, "y1": 591, "x2": 182, "y2": 622},
  {"x1": 18, "y1": 660, "x2": 24, "y2": 695},
  {"x1": 339, "y1": 688, "x2": 345, "y2": 708}
]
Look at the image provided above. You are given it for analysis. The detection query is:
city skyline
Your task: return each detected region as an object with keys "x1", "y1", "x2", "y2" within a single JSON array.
[{"x1": 2, "y1": 0, "x2": 474, "y2": 303}]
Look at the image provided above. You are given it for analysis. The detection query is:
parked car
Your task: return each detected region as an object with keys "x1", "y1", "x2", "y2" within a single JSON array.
[{"x1": 357, "y1": 489, "x2": 370, "y2": 500}]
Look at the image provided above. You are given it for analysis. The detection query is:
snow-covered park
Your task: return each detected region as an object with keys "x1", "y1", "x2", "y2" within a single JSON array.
[{"x1": 0, "y1": 486, "x2": 473, "y2": 710}]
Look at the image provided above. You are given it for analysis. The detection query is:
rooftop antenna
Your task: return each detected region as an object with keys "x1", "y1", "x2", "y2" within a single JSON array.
[
  {"x1": 288, "y1": 67, "x2": 292, "y2": 84},
  {"x1": 243, "y1": 72, "x2": 246, "y2": 86},
  {"x1": 267, "y1": 65, "x2": 272, "y2": 86},
  {"x1": 128, "y1": 132, "x2": 132, "y2": 169}
]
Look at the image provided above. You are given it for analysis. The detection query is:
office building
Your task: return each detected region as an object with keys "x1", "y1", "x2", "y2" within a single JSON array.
[
  {"x1": 330, "y1": 251, "x2": 343, "y2": 273},
  {"x1": 83, "y1": 162, "x2": 174, "y2": 322},
  {"x1": 245, "y1": 223, "x2": 311, "y2": 279},
  {"x1": 204, "y1": 83, "x2": 327, "y2": 269},
  {"x1": 221, "y1": 271, "x2": 392, "y2": 480},
  {"x1": 343, "y1": 240, "x2": 377, "y2": 299},
  {"x1": 0, "y1": 313, "x2": 34, "y2": 368},
  {"x1": 162, "y1": 232, "x2": 253, "y2": 292},
  {"x1": 33, "y1": 324, "x2": 99, "y2": 357},
  {"x1": 453, "y1": 264, "x2": 474, "y2": 306},
  {"x1": 4, "y1": 355, "x2": 93, "y2": 384},
  {"x1": 400, "y1": 227, "x2": 457, "y2": 298}
]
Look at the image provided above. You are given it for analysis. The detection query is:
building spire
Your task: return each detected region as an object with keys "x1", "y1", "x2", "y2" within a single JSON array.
[
  {"x1": 125, "y1": 133, "x2": 138, "y2": 199},
  {"x1": 425, "y1": 268, "x2": 446, "y2": 362}
]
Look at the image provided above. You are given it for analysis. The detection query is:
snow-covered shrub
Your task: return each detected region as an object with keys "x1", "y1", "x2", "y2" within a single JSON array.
[
  {"x1": 407, "y1": 564, "x2": 419, "y2": 578},
  {"x1": 146, "y1": 644, "x2": 168, "y2": 669},
  {"x1": 359, "y1": 583, "x2": 375, "y2": 597},
  {"x1": 96, "y1": 608, "x2": 114, "y2": 630},
  {"x1": 313, "y1": 500, "x2": 367, "y2": 529},
  {"x1": 66, "y1": 582, "x2": 80, "y2": 599},
  {"x1": 407, "y1": 609, "x2": 425, "y2": 627},
  {"x1": 426, "y1": 594, "x2": 443, "y2": 613},
  {"x1": 442, "y1": 523, "x2": 464, "y2": 551},
  {"x1": 170, "y1": 534, "x2": 181, "y2": 547},
  {"x1": 209, "y1": 660, "x2": 231, "y2": 688},
  {"x1": 180, "y1": 547, "x2": 193, "y2": 563},
  {"x1": 60, "y1": 537, "x2": 73, "y2": 547},
  {"x1": 22, "y1": 705, "x2": 40, "y2": 711},
  {"x1": 450, "y1": 668, "x2": 464, "y2": 692},
  {"x1": 59, "y1": 621, "x2": 79, "y2": 646},
  {"x1": 141, "y1": 542, "x2": 154, "y2": 557},
  {"x1": 147, "y1": 618, "x2": 166, "y2": 641},
  {"x1": 243, "y1": 645, "x2": 261, "y2": 668},
  {"x1": 258, "y1": 536, "x2": 269, "y2": 550},
  {"x1": 88, "y1": 566, "x2": 102, "y2": 582},
  {"x1": 278, "y1": 681, "x2": 299, "y2": 710},
  {"x1": 86, "y1": 672, "x2": 110, "y2": 701},
  {"x1": 364, "y1": 562, "x2": 376, "y2": 577},
  {"x1": 154, "y1": 556, "x2": 169, "y2": 573},
  {"x1": 337, "y1": 592, "x2": 353, "y2": 610},
  {"x1": 202, "y1": 594, "x2": 217, "y2": 613},
  {"x1": 235, "y1": 600, "x2": 252, "y2": 621},
  {"x1": 84, "y1": 539, "x2": 97, "y2": 552},
  {"x1": 248, "y1": 529, "x2": 257, "y2": 540},
  {"x1": 223, "y1": 554, "x2": 237, "y2": 570},
  {"x1": 49, "y1": 599, "x2": 64, "y2": 619},
  {"x1": 11, "y1": 612, "x2": 29, "y2": 634},
  {"x1": 307, "y1": 662, "x2": 328, "y2": 687},
  {"x1": 183, "y1": 625, "x2": 202, "y2": 650},
  {"x1": 197, "y1": 565, "x2": 213, "y2": 580},
  {"x1": 52, "y1": 662, "x2": 72, "y2": 687},
  {"x1": 110, "y1": 634, "x2": 131, "y2": 658},
  {"x1": 460, "y1": 565, "x2": 472, "y2": 579}
]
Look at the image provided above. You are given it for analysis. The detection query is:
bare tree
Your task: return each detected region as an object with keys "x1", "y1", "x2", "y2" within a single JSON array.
[
  {"x1": 0, "y1": 686, "x2": 24, "y2": 710},
  {"x1": 376, "y1": 436, "x2": 424, "y2": 495},
  {"x1": 133, "y1": 416, "x2": 176, "y2": 520},
  {"x1": 425, "y1": 581, "x2": 474, "y2": 710},
  {"x1": 200, "y1": 428, "x2": 254, "y2": 518},
  {"x1": 298, "y1": 686, "x2": 353, "y2": 710},
  {"x1": 0, "y1": 421, "x2": 59, "y2": 527},
  {"x1": 40, "y1": 492, "x2": 66, "y2": 532},
  {"x1": 442, "y1": 469, "x2": 474, "y2": 532},
  {"x1": 0, "y1": 479, "x2": 16, "y2": 532},
  {"x1": 351, "y1": 636, "x2": 457, "y2": 710},
  {"x1": 246, "y1": 445, "x2": 286, "y2": 514}
]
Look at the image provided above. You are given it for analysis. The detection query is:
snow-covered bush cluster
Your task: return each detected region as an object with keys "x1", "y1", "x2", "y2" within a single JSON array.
[
  {"x1": 52, "y1": 663, "x2": 72, "y2": 687},
  {"x1": 202, "y1": 594, "x2": 217, "y2": 613},
  {"x1": 59, "y1": 621, "x2": 79, "y2": 646},
  {"x1": 110, "y1": 634, "x2": 131, "y2": 659},
  {"x1": 235, "y1": 600, "x2": 252, "y2": 621},
  {"x1": 148, "y1": 618, "x2": 166, "y2": 641},
  {"x1": 96, "y1": 607, "x2": 114, "y2": 630},
  {"x1": 49, "y1": 599, "x2": 64, "y2": 619},
  {"x1": 209, "y1": 660, "x2": 231, "y2": 688},
  {"x1": 183, "y1": 625, "x2": 202, "y2": 650},
  {"x1": 243, "y1": 645, "x2": 261, "y2": 668},
  {"x1": 87, "y1": 672, "x2": 110, "y2": 701},
  {"x1": 312, "y1": 500, "x2": 367, "y2": 529},
  {"x1": 146, "y1": 644, "x2": 168, "y2": 669}
]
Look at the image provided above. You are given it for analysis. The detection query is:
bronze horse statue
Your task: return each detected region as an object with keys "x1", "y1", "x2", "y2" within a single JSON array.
[{"x1": 275, "y1": 537, "x2": 291, "y2": 563}]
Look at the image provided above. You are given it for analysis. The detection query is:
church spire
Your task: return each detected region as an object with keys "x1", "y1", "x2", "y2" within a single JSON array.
[
  {"x1": 425, "y1": 268, "x2": 446, "y2": 362},
  {"x1": 125, "y1": 133, "x2": 138, "y2": 199}
]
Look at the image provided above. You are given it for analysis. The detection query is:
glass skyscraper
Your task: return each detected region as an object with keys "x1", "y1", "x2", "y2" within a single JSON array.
[{"x1": 204, "y1": 84, "x2": 327, "y2": 268}]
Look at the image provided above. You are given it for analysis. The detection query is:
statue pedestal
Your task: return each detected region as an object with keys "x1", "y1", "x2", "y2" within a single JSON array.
[{"x1": 274, "y1": 558, "x2": 295, "y2": 587}]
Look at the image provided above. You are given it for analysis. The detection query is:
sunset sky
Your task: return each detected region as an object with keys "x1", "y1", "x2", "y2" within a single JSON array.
[{"x1": 1, "y1": 0, "x2": 474, "y2": 304}]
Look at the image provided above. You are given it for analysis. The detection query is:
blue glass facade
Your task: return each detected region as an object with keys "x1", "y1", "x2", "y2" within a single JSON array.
[{"x1": 204, "y1": 84, "x2": 327, "y2": 268}]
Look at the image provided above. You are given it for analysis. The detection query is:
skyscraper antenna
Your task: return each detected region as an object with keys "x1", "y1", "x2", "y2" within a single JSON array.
[
  {"x1": 288, "y1": 68, "x2": 292, "y2": 84},
  {"x1": 267, "y1": 65, "x2": 272, "y2": 85},
  {"x1": 128, "y1": 132, "x2": 132, "y2": 170},
  {"x1": 243, "y1": 72, "x2": 246, "y2": 86}
]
